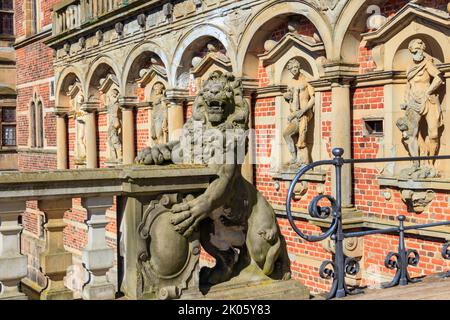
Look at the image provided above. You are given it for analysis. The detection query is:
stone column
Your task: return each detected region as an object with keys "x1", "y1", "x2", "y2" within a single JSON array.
[
  {"x1": 241, "y1": 79, "x2": 258, "y2": 184},
  {"x1": 0, "y1": 201, "x2": 27, "y2": 300},
  {"x1": 330, "y1": 79, "x2": 353, "y2": 208},
  {"x1": 81, "y1": 196, "x2": 115, "y2": 300},
  {"x1": 38, "y1": 199, "x2": 73, "y2": 300},
  {"x1": 119, "y1": 97, "x2": 137, "y2": 165},
  {"x1": 166, "y1": 88, "x2": 188, "y2": 142},
  {"x1": 82, "y1": 102, "x2": 98, "y2": 169},
  {"x1": 56, "y1": 109, "x2": 69, "y2": 170}
]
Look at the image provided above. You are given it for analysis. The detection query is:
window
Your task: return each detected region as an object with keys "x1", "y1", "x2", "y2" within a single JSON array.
[
  {"x1": 49, "y1": 78, "x2": 55, "y2": 101},
  {"x1": 363, "y1": 119, "x2": 384, "y2": 136},
  {"x1": 0, "y1": 0, "x2": 14, "y2": 36},
  {"x1": 30, "y1": 97, "x2": 44, "y2": 148},
  {"x1": 0, "y1": 107, "x2": 16, "y2": 147}
]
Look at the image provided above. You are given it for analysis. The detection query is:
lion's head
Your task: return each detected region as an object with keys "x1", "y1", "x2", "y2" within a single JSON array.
[{"x1": 197, "y1": 71, "x2": 237, "y2": 126}]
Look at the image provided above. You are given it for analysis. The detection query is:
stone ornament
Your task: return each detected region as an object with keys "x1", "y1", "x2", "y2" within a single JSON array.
[
  {"x1": 137, "y1": 194, "x2": 201, "y2": 299},
  {"x1": 150, "y1": 82, "x2": 168, "y2": 146},
  {"x1": 283, "y1": 58, "x2": 315, "y2": 167},
  {"x1": 401, "y1": 189, "x2": 435, "y2": 213},
  {"x1": 106, "y1": 88, "x2": 123, "y2": 162},
  {"x1": 115, "y1": 22, "x2": 124, "y2": 36},
  {"x1": 137, "y1": 14, "x2": 146, "y2": 28},
  {"x1": 67, "y1": 82, "x2": 87, "y2": 165},
  {"x1": 136, "y1": 72, "x2": 291, "y2": 295},
  {"x1": 396, "y1": 39, "x2": 444, "y2": 179}
]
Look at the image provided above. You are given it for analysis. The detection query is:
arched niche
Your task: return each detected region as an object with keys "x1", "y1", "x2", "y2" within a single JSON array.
[
  {"x1": 124, "y1": 51, "x2": 167, "y2": 101},
  {"x1": 174, "y1": 35, "x2": 231, "y2": 93},
  {"x1": 121, "y1": 41, "x2": 170, "y2": 96},
  {"x1": 362, "y1": 3, "x2": 450, "y2": 176},
  {"x1": 237, "y1": 2, "x2": 332, "y2": 77},
  {"x1": 241, "y1": 13, "x2": 323, "y2": 80},
  {"x1": 55, "y1": 66, "x2": 84, "y2": 108},
  {"x1": 58, "y1": 73, "x2": 86, "y2": 167},
  {"x1": 277, "y1": 57, "x2": 319, "y2": 172},
  {"x1": 171, "y1": 24, "x2": 237, "y2": 87}
]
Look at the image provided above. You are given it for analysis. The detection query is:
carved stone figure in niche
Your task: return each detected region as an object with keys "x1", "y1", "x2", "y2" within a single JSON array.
[
  {"x1": 396, "y1": 39, "x2": 444, "y2": 178},
  {"x1": 282, "y1": 59, "x2": 315, "y2": 167},
  {"x1": 136, "y1": 72, "x2": 291, "y2": 298},
  {"x1": 68, "y1": 83, "x2": 86, "y2": 165},
  {"x1": 107, "y1": 88, "x2": 123, "y2": 162},
  {"x1": 75, "y1": 94, "x2": 87, "y2": 164},
  {"x1": 150, "y1": 82, "x2": 168, "y2": 145}
]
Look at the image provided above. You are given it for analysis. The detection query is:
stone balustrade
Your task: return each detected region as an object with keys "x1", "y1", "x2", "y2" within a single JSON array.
[
  {"x1": 0, "y1": 165, "x2": 215, "y2": 299},
  {"x1": 53, "y1": 0, "x2": 137, "y2": 35}
]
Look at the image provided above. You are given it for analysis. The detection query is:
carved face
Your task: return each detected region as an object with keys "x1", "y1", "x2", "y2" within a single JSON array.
[
  {"x1": 201, "y1": 73, "x2": 234, "y2": 124},
  {"x1": 286, "y1": 59, "x2": 301, "y2": 78},
  {"x1": 408, "y1": 39, "x2": 426, "y2": 62}
]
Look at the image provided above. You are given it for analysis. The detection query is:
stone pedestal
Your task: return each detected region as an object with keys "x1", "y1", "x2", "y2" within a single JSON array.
[
  {"x1": 38, "y1": 199, "x2": 73, "y2": 300},
  {"x1": 81, "y1": 196, "x2": 115, "y2": 300},
  {"x1": 0, "y1": 201, "x2": 27, "y2": 300}
]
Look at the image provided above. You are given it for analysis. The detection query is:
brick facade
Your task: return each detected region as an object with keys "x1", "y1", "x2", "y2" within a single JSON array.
[{"x1": 12, "y1": 0, "x2": 450, "y2": 298}]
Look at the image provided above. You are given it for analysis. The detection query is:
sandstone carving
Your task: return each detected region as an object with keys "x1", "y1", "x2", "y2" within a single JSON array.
[
  {"x1": 396, "y1": 39, "x2": 444, "y2": 178},
  {"x1": 136, "y1": 72, "x2": 291, "y2": 297},
  {"x1": 150, "y1": 82, "x2": 168, "y2": 146},
  {"x1": 400, "y1": 189, "x2": 435, "y2": 213},
  {"x1": 282, "y1": 59, "x2": 315, "y2": 167},
  {"x1": 107, "y1": 88, "x2": 123, "y2": 162},
  {"x1": 68, "y1": 83, "x2": 86, "y2": 165}
]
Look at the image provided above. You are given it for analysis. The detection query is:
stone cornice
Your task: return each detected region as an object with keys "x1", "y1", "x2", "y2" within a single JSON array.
[
  {"x1": 256, "y1": 85, "x2": 287, "y2": 98},
  {"x1": 362, "y1": 3, "x2": 450, "y2": 46},
  {"x1": 119, "y1": 96, "x2": 138, "y2": 110},
  {"x1": 14, "y1": 29, "x2": 52, "y2": 50}
]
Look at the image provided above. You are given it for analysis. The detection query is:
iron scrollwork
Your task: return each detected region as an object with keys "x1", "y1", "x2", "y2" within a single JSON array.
[{"x1": 286, "y1": 148, "x2": 450, "y2": 299}]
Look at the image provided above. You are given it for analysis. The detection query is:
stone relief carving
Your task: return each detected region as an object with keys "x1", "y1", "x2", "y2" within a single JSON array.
[
  {"x1": 68, "y1": 83, "x2": 87, "y2": 165},
  {"x1": 311, "y1": 0, "x2": 348, "y2": 25},
  {"x1": 282, "y1": 59, "x2": 315, "y2": 167},
  {"x1": 136, "y1": 72, "x2": 291, "y2": 297},
  {"x1": 106, "y1": 88, "x2": 123, "y2": 163},
  {"x1": 401, "y1": 189, "x2": 435, "y2": 213},
  {"x1": 396, "y1": 39, "x2": 444, "y2": 179},
  {"x1": 223, "y1": 8, "x2": 252, "y2": 44},
  {"x1": 150, "y1": 82, "x2": 169, "y2": 146},
  {"x1": 137, "y1": 193, "x2": 201, "y2": 299}
]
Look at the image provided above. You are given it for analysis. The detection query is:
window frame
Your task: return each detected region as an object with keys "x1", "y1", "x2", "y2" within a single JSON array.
[
  {"x1": 0, "y1": 107, "x2": 16, "y2": 148},
  {"x1": 0, "y1": 0, "x2": 14, "y2": 37}
]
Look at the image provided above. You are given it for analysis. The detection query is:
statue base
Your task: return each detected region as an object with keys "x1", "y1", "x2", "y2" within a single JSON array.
[
  {"x1": 181, "y1": 264, "x2": 310, "y2": 300},
  {"x1": 180, "y1": 279, "x2": 310, "y2": 300}
]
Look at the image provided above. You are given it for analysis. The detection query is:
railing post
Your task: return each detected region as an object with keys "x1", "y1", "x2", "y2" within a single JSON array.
[
  {"x1": 81, "y1": 196, "x2": 115, "y2": 300},
  {"x1": 332, "y1": 148, "x2": 346, "y2": 298},
  {"x1": 38, "y1": 199, "x2": 74, "y2": 300},
  {"x1": 0, "y1": 201, "x2": 27, "y2": 300},
  {"x1": 398, "y1": 215, "x2": 408, "y2": 286}
]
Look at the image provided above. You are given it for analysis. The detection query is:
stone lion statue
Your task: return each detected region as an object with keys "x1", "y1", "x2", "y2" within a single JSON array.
[{"x1": 136, "y1": 71, "x2": 290, "y2": 287}]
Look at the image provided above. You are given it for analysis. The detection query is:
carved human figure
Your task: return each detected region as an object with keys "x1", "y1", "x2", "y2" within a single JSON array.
[
  {"x1": 73, "y1": 93, "x2": 87, "y2": 163},
  {"x1": 150, "y1": 83, "x2": 168, "y2": 145},
  {"x1": 397, "y1": 39, "x2": 443, "y2": 177},
  {"x1": 282, "y1": 59, "x2": 315, "y2": 167},
  {"x1": 107, "y1": 88, "x2": 123, "y2": 161}
]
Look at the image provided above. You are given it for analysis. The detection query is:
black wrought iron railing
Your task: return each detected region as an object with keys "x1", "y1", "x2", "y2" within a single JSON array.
[{"x1": 286, "y1": 148, "x2": 450, "y2": 299}]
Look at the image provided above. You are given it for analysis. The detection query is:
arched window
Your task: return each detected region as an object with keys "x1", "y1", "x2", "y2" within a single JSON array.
[{"x1": 30, "y1": 97, "x2": 44, "y2": 148}]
